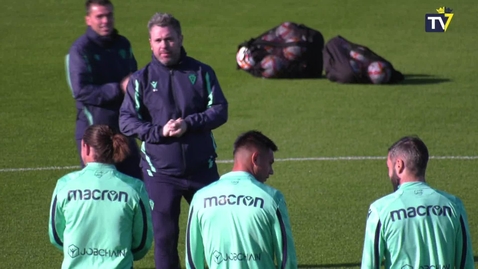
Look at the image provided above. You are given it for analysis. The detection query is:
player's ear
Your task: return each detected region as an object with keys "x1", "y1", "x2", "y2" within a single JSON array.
[
  {"x1": 395, "y1": 158, "x2": 405, "y2": 174},
  {"x1": 82, "y1": 140, "x2": 91, "y2": 156},
  {"x1": 251, "y1": 151, "x2": 259, "y2": 167}
]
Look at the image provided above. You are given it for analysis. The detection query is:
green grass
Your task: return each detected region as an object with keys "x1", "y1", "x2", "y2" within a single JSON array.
[{"x1": 1, "y1": 0, "x2": 477, "y2": 268}]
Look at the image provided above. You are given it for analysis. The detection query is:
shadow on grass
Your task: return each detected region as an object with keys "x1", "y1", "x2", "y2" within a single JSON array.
[
  {"x1": 250, "y1": 73, "x2": 451, "y2": 85},
  {"x1": 399, "y1": 73, "x2": 451, "y2": 85},
  {"x1": 259, "y1": 76, "x2": 327, "y2": 81}
]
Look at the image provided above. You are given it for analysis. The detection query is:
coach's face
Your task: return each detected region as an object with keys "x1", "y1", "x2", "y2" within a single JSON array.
[
  {"x1": 85, "y1": 4, "x2": 114, "y2": 36},
  {"x1": 149, "y1": 25, "x2": 183, "y2": 66},
  {"x1": 252, "y1": 149, "x2": 275, "y2": 183}
]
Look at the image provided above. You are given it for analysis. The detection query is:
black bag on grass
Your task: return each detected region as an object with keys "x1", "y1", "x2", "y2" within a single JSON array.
[
  {"x1": 323, "y1": 35, "x2": 404, "y2": 84},
  {"x1": 236, "y1": 22, "x2": 324, "y2": 79}
]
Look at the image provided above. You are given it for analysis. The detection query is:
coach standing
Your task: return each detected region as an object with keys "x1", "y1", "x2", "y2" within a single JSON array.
[
  {"x1": 119, "y1": 12, "x2": 228, "y2": 269},
  {"x1": 65, "y1": 0, "x2": 142, "y2": 179},
  {"x1": 361, "y1": 136, "x2": 474, "y2": 269}
]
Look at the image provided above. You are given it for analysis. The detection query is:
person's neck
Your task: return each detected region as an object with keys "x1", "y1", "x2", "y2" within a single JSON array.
[
  {"x1": 231, "y1": 163, "x2": 254, "y2": 175},
  {"x1": 82, "y1": 157, "x2": 96, "y2": 165},
  {"x1": 87, "y1": 26, "x2": 117, "y2": 47},
  {"x1": 400, "y1": 176, "x2": 425, "y2": 184}
]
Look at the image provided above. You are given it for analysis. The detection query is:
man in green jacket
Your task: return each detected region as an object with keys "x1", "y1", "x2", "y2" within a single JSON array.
[
  {"x1": 185, "y1": 130, "x2": 298, "y2": 269},
  {"x1": 49, "y1": 125, "x2": 153, "y2": 269},
  {"x1": 361, "y1": 136, "x2": 474, "y2": 269}
]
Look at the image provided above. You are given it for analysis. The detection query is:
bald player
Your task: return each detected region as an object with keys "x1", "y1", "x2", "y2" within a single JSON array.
[{"x1": 185, "y1": 130, "x2": 298, "y2": 269}]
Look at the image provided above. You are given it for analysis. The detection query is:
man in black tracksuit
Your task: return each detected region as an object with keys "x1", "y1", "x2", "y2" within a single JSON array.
[
  {"x1": 66, "y1": 0, "x2": 142, "y2": 179},
  {"x1": 119, "y1": 12, "x2": 228, "y2": 269}
]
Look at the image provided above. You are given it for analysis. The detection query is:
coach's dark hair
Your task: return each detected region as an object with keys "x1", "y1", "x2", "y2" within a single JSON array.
[
  {"x1": 82, "y1": 125, "x2": 130, "y2": 164},
  {"x1": 388, "y1": 135, "x2": 429, "y2": 177},
  {"x1": 233, "y1": 130, "x2": 278, "y2": 155},
  {"x1": 85, "y1": 0, "x2": 113, "y2": 14}
]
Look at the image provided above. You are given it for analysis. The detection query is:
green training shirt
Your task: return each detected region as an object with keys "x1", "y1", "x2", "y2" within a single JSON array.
[
  {"x1": 361, "y1": 181, "x2": 474, "y2": 269},
  {"x1": 48, "y1": 163, "x2": 153, "y2": 269},
  {"x1": 185, "y1": 171, "x2": 298, "y2": 269}
]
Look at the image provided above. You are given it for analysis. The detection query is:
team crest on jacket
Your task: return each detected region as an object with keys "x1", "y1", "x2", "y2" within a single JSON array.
[
  {"x1": 150, "y1": 81, "x2": 158, "y2": 92},
  {"x1": 189, "y1": 74, "x2": 197, "y2": 85}
]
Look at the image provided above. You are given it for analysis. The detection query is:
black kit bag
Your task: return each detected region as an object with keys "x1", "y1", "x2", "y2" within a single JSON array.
[
  {"x1": 323, "y1": 35, "x2": 404, "y2": 84},
  {"x1": 235, "y1": 22, "x2": 324, "y2": 79}
]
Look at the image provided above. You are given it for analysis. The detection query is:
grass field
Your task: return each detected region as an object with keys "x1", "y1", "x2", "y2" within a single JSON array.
[{"x1": 1, "y1": 0, "x2": 477, "y2": 268}]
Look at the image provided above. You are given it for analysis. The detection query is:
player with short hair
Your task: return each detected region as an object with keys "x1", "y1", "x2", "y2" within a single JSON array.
[
  {"x1": 185, "y1": 130, "x2": 298, "y2": 269},
  {"x1": 361, "y1": 136, "x2": 474, "y2": 269},
  {"x1": 66, "y1": 0, "x2": 142, "y2": 179},
  {"x1": 48, "y1": 124, "x2": 153, "y2": 269}
]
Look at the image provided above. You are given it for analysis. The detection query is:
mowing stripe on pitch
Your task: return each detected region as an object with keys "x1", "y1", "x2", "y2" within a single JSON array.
[{"x1": 1, "y1": 156, "x2": 478, "y2": 173}]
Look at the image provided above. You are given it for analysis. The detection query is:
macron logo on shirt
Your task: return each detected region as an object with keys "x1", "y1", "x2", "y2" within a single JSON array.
[
  {"x1": 390, "y1": 205, "x2": 452, "y2": 222},
  {"x1": 67, "y1": 189, "x2": 128, "y2": 202},
  {"x1": 203, "y1": 194, "x2": 264, "y2": 208}
]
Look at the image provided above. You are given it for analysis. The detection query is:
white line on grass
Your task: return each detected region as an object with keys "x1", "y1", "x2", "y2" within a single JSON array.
[{"x1": 1, "y1": 155, "x2": 478, "y2": 173}]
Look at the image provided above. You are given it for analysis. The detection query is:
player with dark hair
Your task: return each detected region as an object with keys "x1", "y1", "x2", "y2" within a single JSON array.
[
  {"x1": 361, "y1": 136, "x2": 474, "y2": 269},
  {"x1": 185, "y1": 130, "x2": 297, "y2": 269},
  {"x1": 48, "y1": 125, "x2": 153, "y2": 269},
  {"x1": 66, "y1": 0, "x2": 142, "y2": 179}
]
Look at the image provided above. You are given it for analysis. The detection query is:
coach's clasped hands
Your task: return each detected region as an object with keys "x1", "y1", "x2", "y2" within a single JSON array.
[{"x1": 162, "y1": 118, "x2": 188, "y2": 137}]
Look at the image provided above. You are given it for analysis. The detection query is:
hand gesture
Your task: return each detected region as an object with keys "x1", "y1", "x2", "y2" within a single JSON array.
[
  {"x1": 169, "y1": 118, "x2": 188, "y2": 137},
  {"x1": 162, "y1": 119, "x2": 175, "y2": 137}
]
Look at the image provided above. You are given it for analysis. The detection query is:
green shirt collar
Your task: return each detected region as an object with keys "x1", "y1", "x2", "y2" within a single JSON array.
[
  {"x1": 397, "y1": 181, "x2": 428, "y2": 190},
  {"x1": 221, "y1": 171, "x2": 256, "y2": 180},
  {"x1": 84, "y1": 162, "x2": 116, "y2": 170}
]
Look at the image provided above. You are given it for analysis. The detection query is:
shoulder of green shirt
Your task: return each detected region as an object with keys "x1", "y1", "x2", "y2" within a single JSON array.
[
  {"x1": 434, "y1": 189, "x2": 465, "y2": 209},
  {"x1": 369, "y1": 192, "x2": 401, "y2": 214},
  {"x1": 114, "y1": 170, "x2": 146, "y2": 193},
  {"x1": 251, "y1": 179, "x2": 286, "y2": 204},
  {"x1": 55, "y1": 170, "x2": 84, "y2": 191},
  {"x1": 54, "y1": 168, "x2": 145, "y2": 198},
  {"x1": 191, "y1": 175, "x2": 286, "y2": 208}
]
